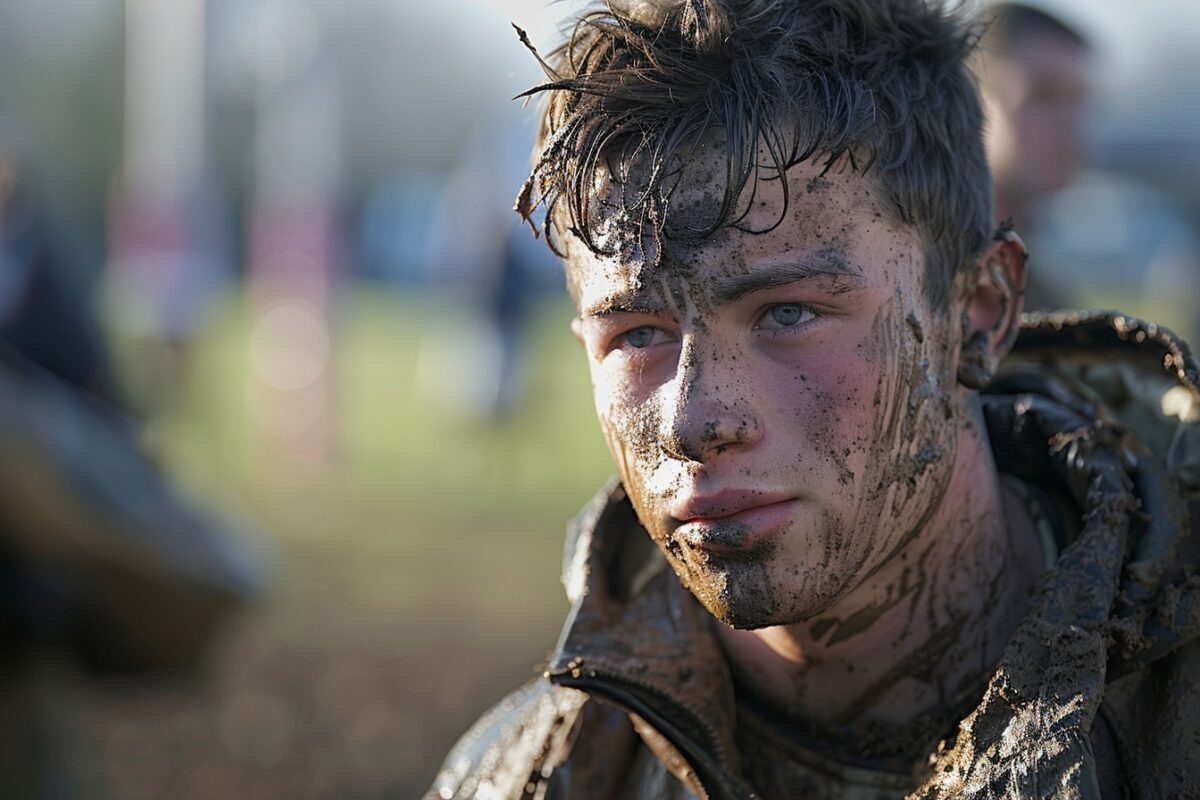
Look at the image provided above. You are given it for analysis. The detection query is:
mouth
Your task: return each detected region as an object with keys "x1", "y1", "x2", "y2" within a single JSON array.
[{"x1": 670, "y1": 496, "x2": 799, "y2": 560}]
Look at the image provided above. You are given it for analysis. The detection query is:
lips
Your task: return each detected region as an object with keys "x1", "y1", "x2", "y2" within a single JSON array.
[
  {"x1": 670, "y1": 489, "x2": 797, "y2": 523},
  {"x1": 669, "y1": 490, "x2": 799, "y2": 558}
]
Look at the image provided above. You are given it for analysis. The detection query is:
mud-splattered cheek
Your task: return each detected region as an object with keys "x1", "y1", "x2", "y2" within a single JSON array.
[
  {"x1": 849, "y1": 300, "x2": 959, "y2": 571},
  {"x1": 785, "y1": 355, "x2": 889, "y2": 599},
  {"x1": 593, "y1": 380, "x2": 672, "y2": 538},
  {"x1": 808, "y1": 358, "x2": 878, "y2": 484}
]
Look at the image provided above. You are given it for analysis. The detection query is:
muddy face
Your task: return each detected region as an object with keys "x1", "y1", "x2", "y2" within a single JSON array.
[
  {"x1": 984, "y1": 33, "x2": 1089, "y2": 206},
  {"x1": 570, "y1": 152, "x2": 969, "y2": 630}
]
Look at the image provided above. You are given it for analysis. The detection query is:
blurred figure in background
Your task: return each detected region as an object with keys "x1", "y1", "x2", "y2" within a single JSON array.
[
  {"x1": 976, "y1": 2, "x2": 1089, "y2": 310},
  {"x1": 0, "y1": 145, "x2": 123, "y2": 408},
  {"x1": 978, "y1": 3, "x2": 1089, "y2": 239},
  {"x1": 418, "y1": 110, "x2": 560, "y2": 421},
  {"x1": 0, "y1": 146, "x2": 266, "y2": 799},
  {"x1": 976, "y1": 2, "x2": 1200, "y2": 338}
]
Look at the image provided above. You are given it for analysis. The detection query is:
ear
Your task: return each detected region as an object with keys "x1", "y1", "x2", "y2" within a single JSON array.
[{"x1": 957, "y1": 228, "x2": 1027, "y2": 389}]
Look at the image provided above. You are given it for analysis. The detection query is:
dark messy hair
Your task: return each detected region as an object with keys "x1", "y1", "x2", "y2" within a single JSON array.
[{"x1": 513, "y1": 0, "x2": 994, "y2": 308}]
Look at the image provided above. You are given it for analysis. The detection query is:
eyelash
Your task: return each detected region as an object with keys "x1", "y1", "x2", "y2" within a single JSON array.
[
  {"x1": 603, "y1": 301, "x2": 821, "y2": 355},
  {"x1": 754, "y1": 302, "x2": 819, "y2": 335},
  {"x1": 611, "y1": 325, "x2": 670, "y2": 353}
]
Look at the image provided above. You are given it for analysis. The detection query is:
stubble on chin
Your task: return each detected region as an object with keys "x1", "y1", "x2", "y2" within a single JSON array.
[
  {"x1": 692, "y1": 561, "x2": 782, "y2": 630},
  {"x1": 653, "y1": 526, "x2": 786, "y2": 629}
]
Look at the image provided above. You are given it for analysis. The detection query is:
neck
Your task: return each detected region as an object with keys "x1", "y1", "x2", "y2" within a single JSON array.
[{"x1": 715, "y1": 410, "x2": 1043, "y2": 761}]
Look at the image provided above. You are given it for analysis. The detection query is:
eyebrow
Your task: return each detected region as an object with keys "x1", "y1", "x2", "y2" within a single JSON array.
[
  {"x1": 581, "y1": 249, "x2": 866, "y2": 318},
  {"x1": 581, "y1": 288, "x2": 669, "y2": 318},
  {"x1": 708, "y1": 251, "x2": 866, "y2": 305}
]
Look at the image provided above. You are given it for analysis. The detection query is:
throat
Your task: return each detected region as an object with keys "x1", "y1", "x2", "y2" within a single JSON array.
[{"x1": 714, "y1": 442, "x2": 1045, "y2": 767}]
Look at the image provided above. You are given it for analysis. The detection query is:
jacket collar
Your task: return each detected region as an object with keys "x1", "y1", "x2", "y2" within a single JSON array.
[{"x1": 546, "y1": 477, "x2": 748, "y2": 796}]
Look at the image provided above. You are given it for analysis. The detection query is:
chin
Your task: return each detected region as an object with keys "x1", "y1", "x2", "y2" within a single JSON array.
[
  {"x1": 683, "y1": 562, "x2": 832, "y2": 630},
  {"x1": 713, "y1": 606, "x2": 782, "y2": 631}
]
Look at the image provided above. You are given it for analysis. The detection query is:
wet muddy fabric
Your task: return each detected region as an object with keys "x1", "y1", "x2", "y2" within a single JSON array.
[{"x1": 427, "y1": 312, "x2": 1200, "y2": 800}]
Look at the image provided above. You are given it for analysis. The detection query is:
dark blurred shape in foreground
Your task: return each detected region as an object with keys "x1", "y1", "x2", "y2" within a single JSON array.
[{"x1": 0, "y1": 148, "x2": 267, "y2": 799}]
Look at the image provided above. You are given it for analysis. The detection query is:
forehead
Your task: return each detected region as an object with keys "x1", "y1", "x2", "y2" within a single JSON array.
[
  {"x1": 565, "y1": 153, "x2": 923, "y2": 310},
  {"x1": 1011, "y1": 33, "x2": 1089, "y2": 84}
]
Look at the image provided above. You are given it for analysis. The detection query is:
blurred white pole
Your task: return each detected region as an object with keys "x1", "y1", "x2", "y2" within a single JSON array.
[
  {"x1": 246, "y1": 0, "x2": 341, "y2": 463},
  {"x1": 109, "y1": 0, "x2": 221, "y2": 408},
  {"x1": 110, "y1": 0, "x2": 208, "y2": 335},
  {"x1": 123, "y1": 0, "x2": 206, "y2": 205}
]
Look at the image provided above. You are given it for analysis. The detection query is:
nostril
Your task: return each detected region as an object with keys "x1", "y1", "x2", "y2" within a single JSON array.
[
  {"x1": 661, "y1": 429, "x2": 702, "y2": 463},
  {"x1": 664, "y1": 409, "x2": 759, "y2": 462},
  {"x1": 659, "y1": 353, "x2": 761, "y2": 461}
]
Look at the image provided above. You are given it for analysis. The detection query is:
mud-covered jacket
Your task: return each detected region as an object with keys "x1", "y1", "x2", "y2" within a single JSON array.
[{"x1": 426, "y1": 312, "x2": 1200, "y2": 800}]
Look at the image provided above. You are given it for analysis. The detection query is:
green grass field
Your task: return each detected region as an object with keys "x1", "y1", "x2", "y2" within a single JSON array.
[{"x1": 81, "y1": 288, "x2": 615, "y2": 799}]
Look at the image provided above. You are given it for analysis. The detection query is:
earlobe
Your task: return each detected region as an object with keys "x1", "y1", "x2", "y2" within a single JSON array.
[
  {"x1": 956, "y1": 227, "x2": 1027, "y2": 390},
  {"x1": 956, "y1": 333, "x2": 995, "y2": 390}
]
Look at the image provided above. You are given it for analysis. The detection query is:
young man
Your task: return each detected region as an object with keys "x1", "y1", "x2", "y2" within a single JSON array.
[{"x1": 428, "y1": 1, "x2": 1200, "y2": 797}]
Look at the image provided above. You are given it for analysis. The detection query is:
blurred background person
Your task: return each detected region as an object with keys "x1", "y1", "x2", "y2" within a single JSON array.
[
  {"x1": 976, "y1": 1, "x2": 1200, "y2": 340},
  {"x1": 0, "y1": 143, "x2": 124, "y2": 408},
  {"x1": 978, "y1": 2, "x2": 1090, "y2": 239},
  {"x1": 416, "y1": 107, "x2": 560, "y2": 421}
]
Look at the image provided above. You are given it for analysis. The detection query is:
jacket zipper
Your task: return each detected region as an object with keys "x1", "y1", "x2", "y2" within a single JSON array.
[{"x1": 548, "y1": 661, "x2": 753, "y2": 799}]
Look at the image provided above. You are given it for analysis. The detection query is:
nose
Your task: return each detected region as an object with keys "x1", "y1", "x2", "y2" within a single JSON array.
[{"x1": 660, "y1": 339, "x2": 762, "y2": 462}]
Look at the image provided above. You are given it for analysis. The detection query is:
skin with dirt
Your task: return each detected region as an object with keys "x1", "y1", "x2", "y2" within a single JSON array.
[{"x1": 568, "y1": 142, "x2": 1044, "y2": 763}]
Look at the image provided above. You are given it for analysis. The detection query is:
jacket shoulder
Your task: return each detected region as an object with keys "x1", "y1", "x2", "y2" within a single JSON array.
[
  {"x1": 424, "y1": 679, "x2": 591, "y2": 800},
  {"x1": 1003, "y1": 311, "x2": 1200, "y2": 495}
]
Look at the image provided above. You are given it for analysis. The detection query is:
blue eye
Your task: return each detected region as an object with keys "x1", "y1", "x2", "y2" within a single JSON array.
[
  {"x1": 756, "y1": 303, "x2": 817, "y2": 333},
  {"x1": 623, "y1": 326, "x2": 655, "y2": 348},
  {"x1": 769, "y1": 304, "x2": 809, "y2": 327}
]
